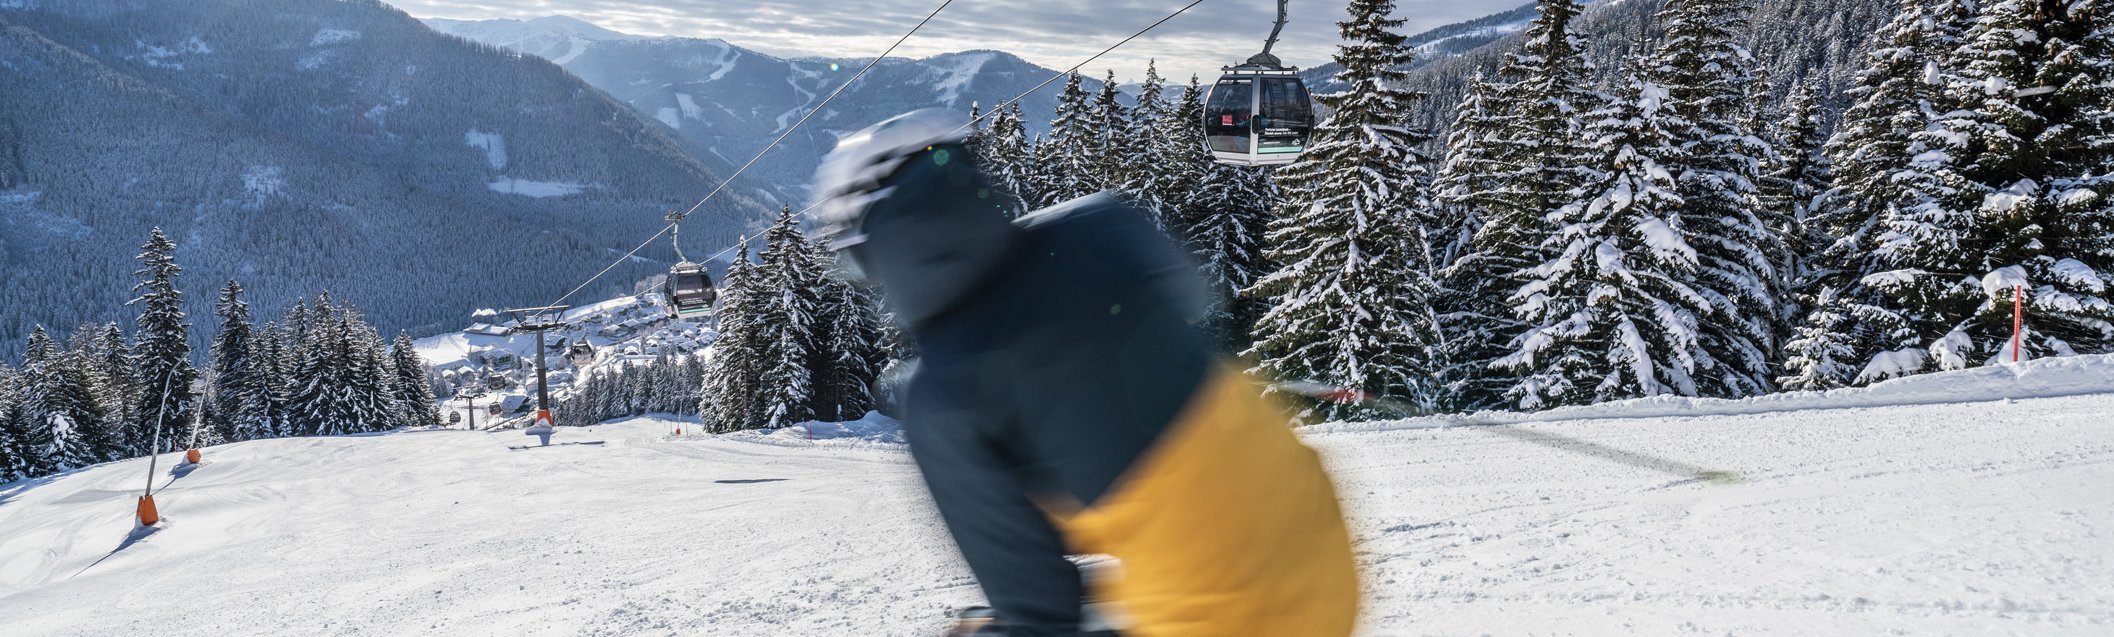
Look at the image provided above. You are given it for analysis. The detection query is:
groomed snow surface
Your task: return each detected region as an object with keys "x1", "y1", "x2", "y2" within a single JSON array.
[{"x1": 3, "y1": 357, "x2": 2112, "y2": 635}]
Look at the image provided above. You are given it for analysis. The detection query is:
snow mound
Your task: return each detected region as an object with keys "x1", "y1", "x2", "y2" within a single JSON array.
[
  {"x1": 1311, "y1": 353, "x2": 2114, "y2": 434},
  {"x1": 713, "y1": 412, "x2": 905, "y2": 448}
]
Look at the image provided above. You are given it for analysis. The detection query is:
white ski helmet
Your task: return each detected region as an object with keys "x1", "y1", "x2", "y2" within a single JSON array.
[{"x1": 810, "y1": 108, "x2": 972, "y2": 251}]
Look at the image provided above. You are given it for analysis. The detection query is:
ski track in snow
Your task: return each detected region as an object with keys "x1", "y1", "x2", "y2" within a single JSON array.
[{"x1": 2, "y1": 370, "x2": 2112, "y2": 635}]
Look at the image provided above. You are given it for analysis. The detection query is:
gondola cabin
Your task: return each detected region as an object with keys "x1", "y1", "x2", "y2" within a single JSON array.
[
  {"x1": 1204, "y1": 66, "x2": 1314, "y2": 166},
  {"x1": 664, "y1": 262, "x2": 718, "y2": 319}
]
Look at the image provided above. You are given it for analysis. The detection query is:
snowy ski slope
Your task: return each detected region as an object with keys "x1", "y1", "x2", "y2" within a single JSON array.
[{"x1": 2, "y1": 357, "x2": 2111, "y2": 635}]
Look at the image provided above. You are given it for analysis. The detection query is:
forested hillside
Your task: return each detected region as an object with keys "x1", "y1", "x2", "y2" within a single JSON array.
[{"x1": 0, "y1": 0, "x2": 773, "y2": 357}]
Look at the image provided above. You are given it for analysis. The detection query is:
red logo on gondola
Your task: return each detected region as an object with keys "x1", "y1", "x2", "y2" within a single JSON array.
[{"x1": 1221, "y1": 115, "x2": 1234, "y2": 125}]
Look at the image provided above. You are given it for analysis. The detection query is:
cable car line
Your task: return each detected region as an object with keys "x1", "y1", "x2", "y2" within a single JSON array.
[
  {"x1": 545, "y1": 0, "x2": 1218, "y2": 314},
  {"x1": 659, "y1": 0, "x2": 1212, "y2": 282},
  {"x1": 952, "y1": 0, "x2": 1208, "y2": 135},
  {"x1": 547, "y1": 0, "x2": 959, "y2": 310}
]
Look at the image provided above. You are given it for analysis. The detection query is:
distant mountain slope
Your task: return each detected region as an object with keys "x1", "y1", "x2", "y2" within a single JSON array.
[
  {"x1": 0, "y1": 0, "x2": 772, "y2": 353},
  {"x1": 426, "y1": 17, "x2": 1099, "y2": 196},
  {"x1": 1298, "y1": 2, "x2": 1540, "y2": 86}
]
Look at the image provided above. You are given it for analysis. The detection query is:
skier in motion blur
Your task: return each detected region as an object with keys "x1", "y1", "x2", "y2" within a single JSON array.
[{"x1": 811, "y1": 109, "x2": 1359, "y2": 637}]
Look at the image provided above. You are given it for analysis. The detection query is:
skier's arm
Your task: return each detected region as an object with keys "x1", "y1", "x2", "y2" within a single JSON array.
[{"x1": 904, "y1": 385, "x2": 1085, "y2": 635}]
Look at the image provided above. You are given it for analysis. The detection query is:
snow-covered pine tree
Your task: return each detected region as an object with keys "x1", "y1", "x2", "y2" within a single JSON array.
[
  {"x1": 86, "y1": 324, "x2": 137, "y2": 450},
  {"x1": 286, "y1": 299, "x2": 347, "y2": 436},
  {"x1": 1491, "y1": 0, "x2": 1600, "y2": 227},
  {"x1": 0, "y1": 363, "x2": 26, "y2": 482},
  {"x1": 1497, "y1": 73, "x2": 1719, "y2": 408},
  {"x1": 1437, "y1": 0, "x2": 1602, "y2": 410},
  {"x1": 802, "y1": 240, "x2": 851, "y2": 421},
  {"x1": 1430, "y1": 74, "x2": 1529, "y2": 410},
  {"x1": 20, "y1": 327, "x2": 98, "y2": 471},
  {"x1": 1642, "y1": 0, "x2": 1782, "y2": 399},
  {"x1": 1030, "y1": 72, "x2": 1100, "y2": 207},
  {"x1": 969, "y1": 100, "x2": 1034, "y2": 216},
  {"x1": 283, "y1": 300, "x2": 311, "y2": 345},
  {"x1": 1246, "y1": 0, "x2": 1444, "y2": 421},
  {"x1": 63, "y1": 327, "x2": 126, "y2": 463},
  {"x1": 389, "y1": 332, "x2": 440, "y2": 428},
  {"x1": 1121, "y1": 62, "x2": 1173, "y2": 225},
  {"x1": 1793, "y1": 0, "x2": 1977, "y2": 386},
  {"x1": 1777, "y1": 286, "x2": 1863, "y2": 390},
  {"x1": 1893, "y1": 0, "x2": 2114, "y2": 367},
  {"x1": 1151, "y1": 76, "x2": 1215, "y2": 243},
  {"x1": 677, "y1": 355, "x2": 706, "y2": 417},
  {"x1": 1088, "y1": 69, "x2": 1138, "y2": 200},
  {"x1": 1431, "y1": 75, "x2": 1511, "y2": 270},
  {"x1": 1758, "y1": 81, "x2": 1837, "y2": 358},
  {"x1": 337, "y1": 310, "x2": 398, "y2": 433},
  {"x1": 814, "y1": 256, "x2": 884, "y2": 422},
  {"x1": 254, "y1": 320, "x2": 293, "y2": 438},
  {"x1": 701, "y1": 240, "x2": 764, "y2": 433},
  {"x1": 753, "y1": 207, "x2": 819, "y2": 428},
  {"x1": 129, "y1": 228, "x2": 194, "y2": 455},
  {"x1": 209, "y1": 281, "x2": 270, "y2": 442},
  {"x1": 1186, "y1": 161, "x2": 1278, "y2": 352}
]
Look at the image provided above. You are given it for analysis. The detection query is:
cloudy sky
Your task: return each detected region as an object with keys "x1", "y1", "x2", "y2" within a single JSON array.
[{"x1": 394, "y1": 0, "x2": 1528, "y2": 82}]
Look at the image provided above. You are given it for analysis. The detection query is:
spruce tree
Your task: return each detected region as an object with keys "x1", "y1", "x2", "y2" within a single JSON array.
[
  {"x1": 21, "y1": 327, "x2": 98, "y2": 471},
  {"x1": 971, "y1": 100, "x2": 1035, "y2": 216},
  {"x1": 129, "y1": 228, "x2": 194, "y2": 455},
  {"x1": 1491, "y1": 0, "x2": 1600, "y2": 227},
  {"x1": 87, "y1": 324, "x2": 137, "y2": 451},
  {"x1": 1895, "y1": 0, "x2": 2114, "y2": 366},
  {"x1": 1437, "y1": 0, "x2": 1600, "y2": 410},
  {"x1": 390, "y1": 332, "x2": 440, "y2": 428},
  {"x1": 1120, "y1": 63, "x2": 1174, "y2": 222},
  {"x1": 1186, "y1": 162, "x2": 1277, "y2": 351},
  {"x1": 1778, "y1": 287, "x2": 1863, "y2": 391},
  {"x1": 209, "y1": 281, "x2": 271, "y2": 442},
  {"x1": 1088, "y1": 69, "x2": 1138, "y2": 199},
  {"x1": 63, "y1": 328, "x2": 126, "y2": 463},
  {"x1": 338, "y1": 310, "x2": 397, "y2": 433},
  {"x1": 0, "y1": 363, "x2": 26, "y2": 482},
  {"x1": 1152, "y1": 76, "x2": 1216, "y2": 242},
  {"x1": 1246, "y1": 0, "x2": 1444, "y2": 421},
  {"x1": 1792, "y1": 0, "x2": 1977, "y2": 386},
  {"x1": 286, "y1": 298, "x2": 347, "y2": 436},
  {"x1": 815, "y1": 258, "x2": 884, "y2": 422},
  {"x1": 1031, "y1": 72, "x2": 1099, "y2": 206},
  {"x1": 701, "y1": 240, "x2": 765, "y2": 433},
  {"x1": 1758, "y1": 81, "x2": 1837, "y2": 358},
  {"x1": 1430, "y1": 74, "x2": 1529, "y2": 409},
  {"x1": 754, "y1": 208, "x2": 819, "y2": 428},
  {"x1": 254, "y1": 321, "x2": 293, "y2": 438},
  {"x1": 1497, "y1": 74, "x2": 1718, "y2": 407},
  {"x1": 1644, "y1": 0, "x2": 1781, "y2": 398}
]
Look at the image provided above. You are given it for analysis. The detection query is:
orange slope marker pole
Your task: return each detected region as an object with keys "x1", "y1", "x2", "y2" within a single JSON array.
[{"x1": 2013, "y1": 284, "x2": 2024, "y2": 363}]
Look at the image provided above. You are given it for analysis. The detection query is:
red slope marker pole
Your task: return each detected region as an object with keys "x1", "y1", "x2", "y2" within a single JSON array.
[{"x1": 2013, "y1": 284, "x2": 2024, "y2": 363}]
